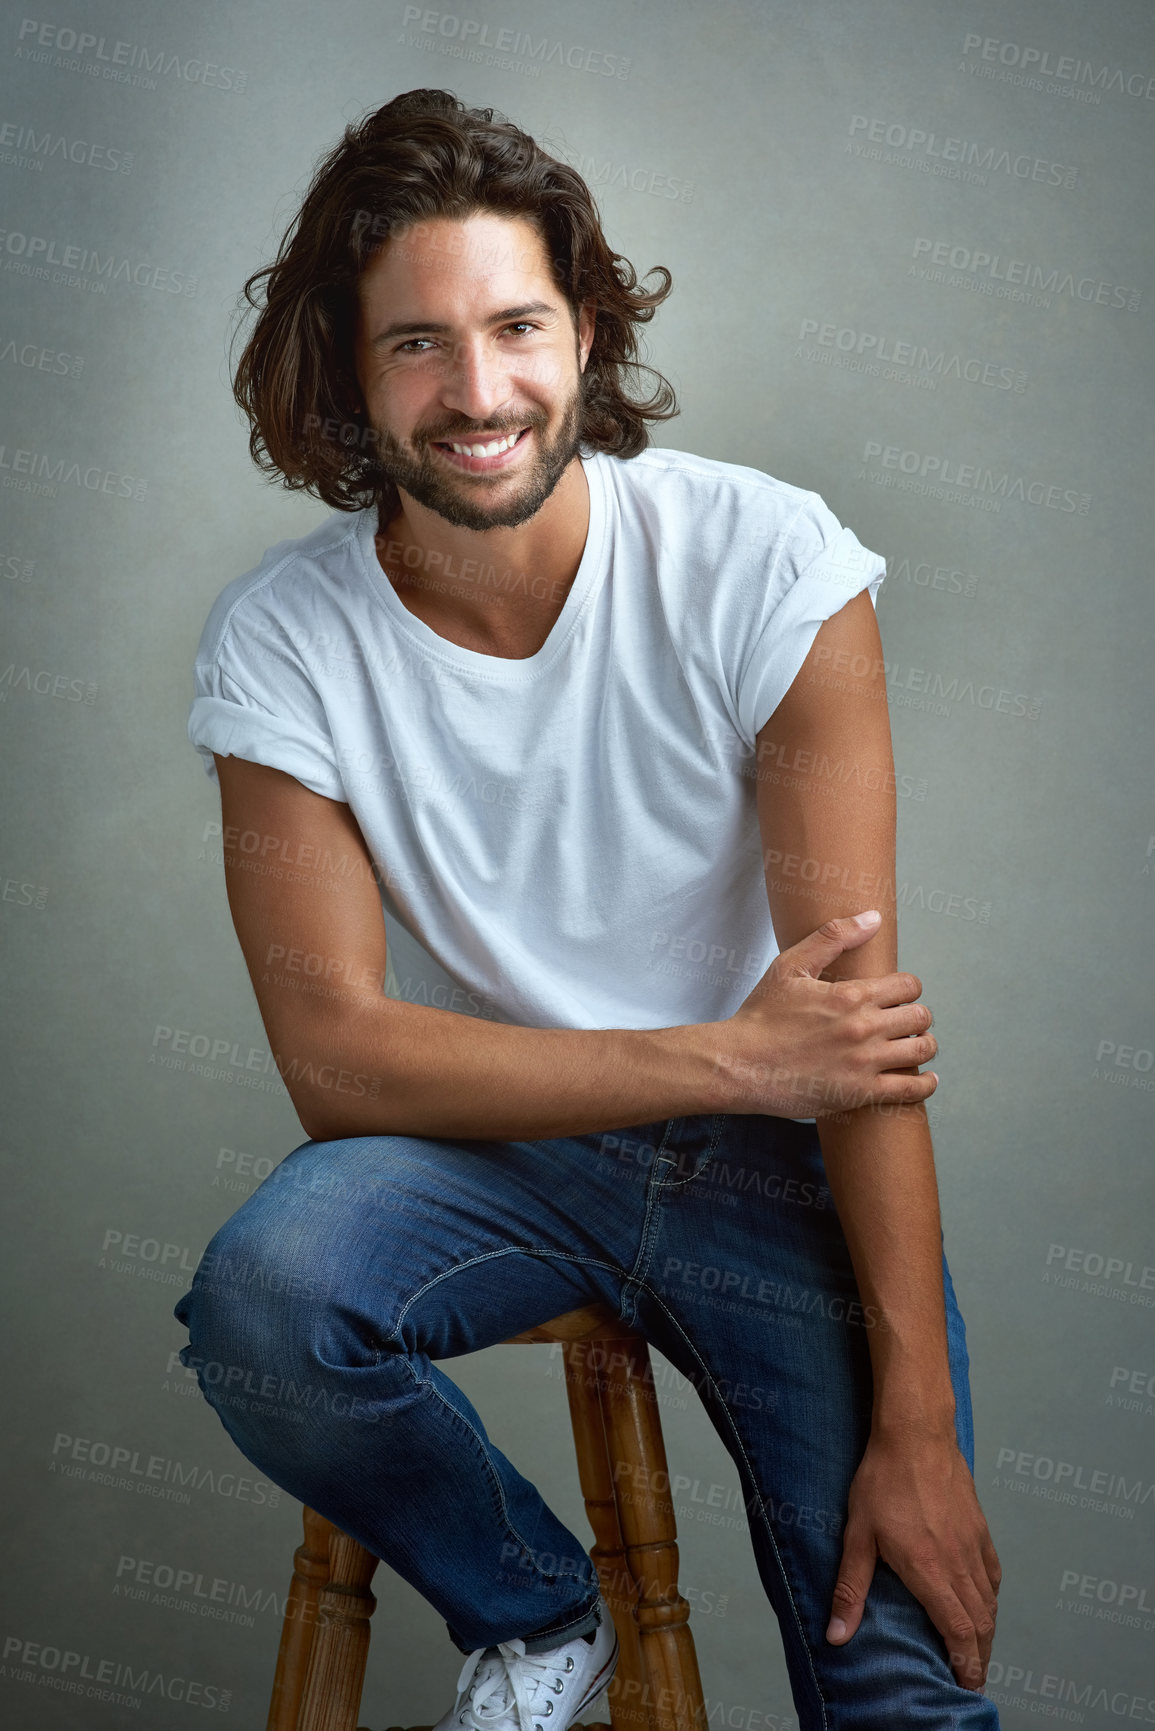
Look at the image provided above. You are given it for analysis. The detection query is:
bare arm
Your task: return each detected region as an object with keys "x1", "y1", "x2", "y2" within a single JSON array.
[
  {"x1": 754, "y1": 594, "x2": 953, "y2": 1428},
  {"x1": 210, "y1": 753, "x2": 718, "y2": 1141},
  {"x1": 210, "y1": 750, "x2": 934, "y2": 1144},
  {"x1": 753, "y1": 590, "x2": 1000, "y2": 1689}
]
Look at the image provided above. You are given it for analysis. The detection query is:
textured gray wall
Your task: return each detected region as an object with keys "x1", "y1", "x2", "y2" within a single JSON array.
[{"x1": 2, "y1": 1, "x2": 1153, "y2": 1726}]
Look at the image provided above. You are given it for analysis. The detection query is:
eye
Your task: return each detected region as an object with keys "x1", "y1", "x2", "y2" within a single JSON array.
[{"x1": 395, "y1": 325, "x2": 536, "y2": 353}]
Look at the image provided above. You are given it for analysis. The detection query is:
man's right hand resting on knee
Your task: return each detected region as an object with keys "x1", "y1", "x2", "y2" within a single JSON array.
[{"x1": 214, "y1": 755, "x2": 937, "y2": 1144}]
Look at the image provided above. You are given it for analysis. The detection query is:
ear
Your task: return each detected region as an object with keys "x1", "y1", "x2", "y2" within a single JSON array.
[{"x1": 577, "y1": 299, "x2": 596, "y2": 372}]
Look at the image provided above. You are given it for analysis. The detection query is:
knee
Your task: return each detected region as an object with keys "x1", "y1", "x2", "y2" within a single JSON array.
[
  {"x1": 177, "y1": 1186, "x2": 326, "y2": 1378},
  {"x1": 178, "y1": 1146, "x2": 397, "y2": 1379}
]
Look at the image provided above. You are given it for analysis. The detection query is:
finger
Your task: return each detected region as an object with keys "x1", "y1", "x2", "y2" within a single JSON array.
[
  {"x1": 826, "y1": 1525, "x2": 878, "y2": 1644},
  {"x1": 950, "y1": 1566, "x2": 998, "y2": 1690},
  {"x1": 873, "y1": 1030, "x2": 938, "y2": 1070},
  {"x1": 877, "y1": 1002, "x2": 934, "y2": 1041},
  {"x1": 786, "y1": 913, "x2": 884, "y2": 979},
  {"x1": 917, "y1": 1580, "x2": 983, "y2": 1693},
  {"x1": 860, "y1": 970, "x2": 924, "y2": 1008},
  {"x1": 980, "y1": 1531, "x2": 1002, "y2": 1598},
  {"x1": 870, "y1": 1070, "x2": 939, "y2": 1105}
]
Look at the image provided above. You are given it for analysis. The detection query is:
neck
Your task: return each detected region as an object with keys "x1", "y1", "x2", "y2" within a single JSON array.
[{"x1": 375, "y1": 455, "x2": 591, "y2": 643}]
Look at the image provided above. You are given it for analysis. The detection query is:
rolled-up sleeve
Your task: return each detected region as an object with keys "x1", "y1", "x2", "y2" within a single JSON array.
[
  {"x1": 189, "y1": 629, "x2": 345, "y2": 804},
  {"x1": 735, "y1": 491, "x2": 887, "y2": 746}
]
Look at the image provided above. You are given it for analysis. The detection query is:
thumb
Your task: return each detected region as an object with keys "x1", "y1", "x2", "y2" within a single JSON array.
[
  {"x1": 787, "y1": 910, "x2": 882, "y2": 981},
  {"x1": 826, "y1": 1524, "x2": 878, "y2": 1645}
]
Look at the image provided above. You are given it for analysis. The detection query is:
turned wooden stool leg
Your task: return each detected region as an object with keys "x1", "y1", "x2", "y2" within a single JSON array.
[
  {"x1": 268, "y1": 1507, "x2": 333, "y2": 1731},
  {"x1": 269, "y1": 1307, "x2": 707, "y2": 1731},
  {"x1": 297, "y1": 1525, "x2": 380, "y2": 1731},
  {"x1": 600, "y1": 1336, "x2": 705, "y2": 1731},
  {"x1": 563, "y1": 1338, "x2": 646, "y2": 1730}
]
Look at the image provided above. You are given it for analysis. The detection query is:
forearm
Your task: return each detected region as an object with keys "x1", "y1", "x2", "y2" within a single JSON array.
[
  {"x1": 752, "y1": 593, "x2": 956, "y2": 1428},
  {"x1": 817, "y1": 1096, "x2": 955, "y2": 1432},
  {"x1": 286, "y1": 994, "x2": 725, "y2": 1142}
]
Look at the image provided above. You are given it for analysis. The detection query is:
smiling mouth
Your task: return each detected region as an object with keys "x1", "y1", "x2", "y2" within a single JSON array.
[
  {"x1": 430, "y1": 426, "x2": 532, "y2": 469},
  {"x1": 436, "y1": 427, "x2": 525, "y2": 456}
]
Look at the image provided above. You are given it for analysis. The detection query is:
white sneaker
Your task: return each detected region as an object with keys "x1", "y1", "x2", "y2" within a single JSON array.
[{"x1": 433, "y1": 1603, "x2": 619, "y2": 1731}]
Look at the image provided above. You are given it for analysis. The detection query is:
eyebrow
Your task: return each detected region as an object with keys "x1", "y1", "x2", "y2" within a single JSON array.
[{"x1": 367, "y1": 301, "x2": 561, "y2": 348}]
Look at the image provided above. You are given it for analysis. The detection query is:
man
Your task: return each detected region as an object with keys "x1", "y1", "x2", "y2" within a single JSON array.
[{"x1": 175, "y1": 88, "x2": 1001, "y2": 1730}]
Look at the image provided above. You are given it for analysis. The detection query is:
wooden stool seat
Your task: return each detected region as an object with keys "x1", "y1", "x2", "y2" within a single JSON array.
[{"x1": 266, "y1": 1302, "x2": 706, "y2": 1731}]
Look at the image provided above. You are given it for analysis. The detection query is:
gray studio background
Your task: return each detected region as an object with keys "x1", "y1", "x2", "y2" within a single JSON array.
[{"x1": 2, "y1": 0, "x2": 1153, "y2": 1726}]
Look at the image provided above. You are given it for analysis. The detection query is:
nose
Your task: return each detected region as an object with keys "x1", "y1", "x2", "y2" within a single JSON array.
[{"x1": 438, "y1": 334, "x2": 516, "y2": 427}]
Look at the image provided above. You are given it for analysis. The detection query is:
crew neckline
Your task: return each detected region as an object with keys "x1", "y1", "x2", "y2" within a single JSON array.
[{"x1": 353, "y1": 451, "x2": 609, "y2": 680}]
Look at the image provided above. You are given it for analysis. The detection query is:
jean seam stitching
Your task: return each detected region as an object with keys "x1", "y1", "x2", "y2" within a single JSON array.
[
  {"x1": 619, "y1": 1119, "x2": 678, "y2": 1323},
  {"x1": 388, "y1": 1245, "x2": 624, "y2": 1354},
  {"x1": 519, "y1": 1599, "x2": 603, "y2": 1648},
  {"x1": 634, "y1": 1281, "x2": 830, "y2": 1729},
  {"x1": 399, "y1": 1350, "x2": 597, "y2": 1608},
  {"x1": 660, "y1": 1113, "x2": 729, "y2": 1190}
]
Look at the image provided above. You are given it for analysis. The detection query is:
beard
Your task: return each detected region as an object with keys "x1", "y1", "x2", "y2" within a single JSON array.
[{"x1": 368, "y1": 370, "x2": 585, "y2": 533}]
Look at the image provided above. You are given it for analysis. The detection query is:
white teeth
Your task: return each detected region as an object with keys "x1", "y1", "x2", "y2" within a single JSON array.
[{"x1": 445, "y1": 430, "x2": 521, "y2": 457}]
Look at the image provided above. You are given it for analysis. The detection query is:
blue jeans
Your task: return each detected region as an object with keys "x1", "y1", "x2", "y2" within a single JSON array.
[{"x1": 174, "y1": 1111, "x2": 999, "y2": 1729}]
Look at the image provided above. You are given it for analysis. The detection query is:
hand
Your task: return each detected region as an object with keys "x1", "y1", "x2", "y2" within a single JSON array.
[
  {"x1": 714, "y1": 911, "x2": 939, "y2": 1119},
  {"x1": 826, "y1": 1425, "x2": 1002, "y2": 1690}
]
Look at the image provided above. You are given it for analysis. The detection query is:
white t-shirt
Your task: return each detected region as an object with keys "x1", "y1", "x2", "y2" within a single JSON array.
[{"x1": 189, "y1": 446, "x2": 886, "y2": 1117}]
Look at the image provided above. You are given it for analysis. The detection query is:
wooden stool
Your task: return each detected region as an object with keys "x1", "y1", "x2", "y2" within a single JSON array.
[{"x1": 266, "y1": 1302, "x2": 706, "y2": 1731}]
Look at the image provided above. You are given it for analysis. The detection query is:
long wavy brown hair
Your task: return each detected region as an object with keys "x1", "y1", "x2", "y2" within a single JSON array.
[{"x1": 230, "y1": 88, "x2": 679, "y2": 519}]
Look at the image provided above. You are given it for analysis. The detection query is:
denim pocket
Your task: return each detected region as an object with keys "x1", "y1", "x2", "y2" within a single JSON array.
[{"x1": 659, "y1": 1114, "x2": 728, "y2": 1187}]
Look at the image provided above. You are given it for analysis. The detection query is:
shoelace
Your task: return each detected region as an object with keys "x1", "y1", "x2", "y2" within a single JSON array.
[{"x1": 453, "y1": 1636, "x2": 576, "y2": 1731}]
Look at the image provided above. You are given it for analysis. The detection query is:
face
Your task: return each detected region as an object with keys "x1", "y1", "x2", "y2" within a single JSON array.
[{"x1": 353, "y1": 210, "x2": 595, "y2": 532}]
